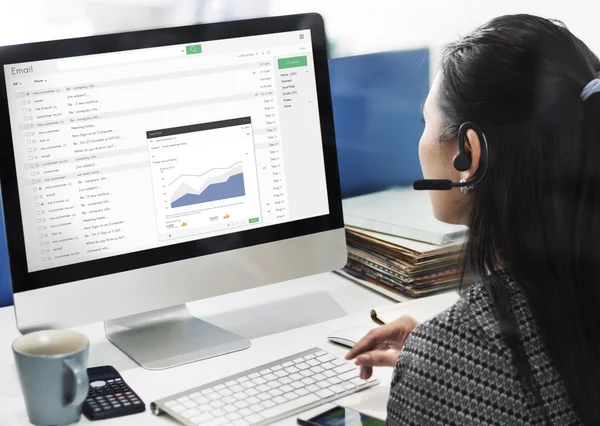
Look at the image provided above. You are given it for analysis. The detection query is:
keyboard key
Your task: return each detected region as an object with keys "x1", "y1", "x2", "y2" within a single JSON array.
[
  {"x1": 268, "y1": 389, "x2": 283, "y2": 397},
  {"x1": 261, "y1": 394, "x2": 321, "y2": 419},
  {"x1": 226, "y1": 380, "x2": 237, "y2": 387},
  {"x1": 334, "y1": 364, "x2": 355, "y2": 374},
  {"x1": 212, "y1": 408, "x2": 226, "y2": 417},
  {"x1": 256, "y1": 384, "x2": 270, "y2": 392},
  {"x1": 261, "y1": 400, "x2": 276, "y2": 408},
  {"x1": 300, "y1": 370, "x2": 313, "y2": 378},
  {"x1": 273, "y1": 396, "x2": 287, "y2": 404},
  {"x1": 190, "y1": 413, "x2": 212, "y2": 425},
  {"x1": 301, "y1": 377, "x2": 315, "y2": 386},
  {"x1": 259, "y1": 369, "x2": 271, "y2": 375},
  {"x1": 317, "y1": 381, "x2": 331, "y2": 389},
  {"x1": 350, "y1": 378, "x2": 368, "y2": 387},
  {"x1": 239, "y1": 408, "x2": 253, "y2": 417},
  {"x1": 170, "y1": 404, "x2": 185, "y2": 413},
  {"x1": 324, "y1": 370, "x2": 337, "y2": 378},
  {"x1": 202, "y1": 389, "x2": 214, "y2": 395},
  {"x1": 307, "y1": 359, "x2": 319, "y2": 367},
  {"x1": 237, "y1": 376, "x2": 250, "y2": 383},
  {"x1": 230, "y1": 384, "x2": 244, "y2": 393},
  {"x1": 218, "y1": 389, "x2": 233, "y2": 397},
  {"x1": 311, "y1": 366, "x2": 325, "y2": 374},
  {"x1": 282, "y1": 361, "x2": 294, "y2": 368},
  {"x1": 306, "y1": 384, "x2": 320, "y2": 393},
  {"x1": 278, "y1": 377, "x2": 292, "y2": 385},
  {"x1": 343, "y1": 381, "x2": 357, "y2": 390},
  {"x1": 322, "y1": 362, "x2": 336, "y2": 370},
  {"x1": 184, "y1": 401, "x2": 198, "y2": 408},
  {"x1": 280, "y1": 384, "x2": 294, "y2": 393},
  {"x1": 189, "y1": 392, "x2": 201, "y2": 399},
  {"x1": 250, "y1": 403, "x2": 264, "y2": 413},
  {"x1": 296, "y1": 388, "x2": 309, "y2": 396},
  {"x1": 284, "y1": 391, "x2": 299, "y2": 400},
  {"x1": 247, "y1": 396, "x2": 260, "y2": 405},
  {"x1": 316, "y1": 389, "x2": 335, "y2": 399},
  {"x1": 264, "y1": 373, "x2": 277, "y2": 381},
  {"x1": 331, "y1": 385, "x2": 346, "y2": 394},
  {"x1": 234, "y1": 400, "x2": 249, "y2": 409},
  {"x1": 327, "y1": 377, "x2": 342, "y2": 385},
  {"x1": 269, "y1": 380, "x2": 282, "y2": 388},
  {"x1": 296, "y1": 362, "x2": 310, "y2": 370},
  {"x1": 304, "y1": 354, "x2": 316, "y2": 360},
  {"x1": 340, "y1": 370, "x2": 359, "y2": 381},
  {"x1": 285, "y1": 366, "x2": 299, "y2": 374},
  {"x1": 181, "y1": 408, "x2": 200, "y2": 418},
  {"x1": 313, "y1": 373, "x2": 326, "y2": 381},
  {"x1": 210, "y1": 400, "x2": 225, "y2": 409},
  {"x1": 257, "y1": 393, "x2": 271, "y2": 401},
  {"x1": 245, "y1": 388, "x2": 259, "y2": 396},
  {"x1": 242, "y1": 381, "x2": 255, "y2": 389},
  {"x1": 246, "y1": 414, "x2": 265, "y2": 424},
  {"x1": 223, "y1": 396, "x2": 237, "y2": 404},
  {"x1": 227, "y1": 412, "x2": 242, "y2": 420},
  {"x1": 274, "y1": 370, "x2": 288, "y2": 378},
  {"x1": 252, "y1": 377, "x2": 267, "y2": 385},
  {"x1": 271, "y1": 365, "x2": 283, "y2": 372},
  {"x1": 177, "y1": 396, "x2": 190, "y2": 403},
  {"x1": 203, "y1": 417, "x2": 228, "y2": 426},
  {"x1": 164, "y1": 400, "x2": 177, "y2": 407},
  {"x1": 233, "y1": 420, "x2": 249, "y2": 426},
  {"x1": 233, "y1": 392, "x2": 247, "y2": 400},
  {"x1": 249, "y1": 373, "x2": 260, "y2": 379},
  {"x1": 199, "y1": 404, "x2": 212, "y2": 412},
  {"x1": 291, "y1": 381, "x2": 304, "y2": 389},
  {"x1": 224, "y1": 405, "x2": 237, "y2": 413},
  {"x1": 215, "y1": 384, "x2": 226, "y2": 391},
  {"x1": 318, "y1": 354, "x2": 336, "y2": 363},
  {"x1": 207, "y1": 393, "x2": 221, "y2": 401},
  {"x1": 333, "y1": 359, "x2": 346, "y2": 366}
]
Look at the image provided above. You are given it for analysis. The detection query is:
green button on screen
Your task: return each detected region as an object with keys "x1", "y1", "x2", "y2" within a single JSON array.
[
  {"x1": 186, "y1": 44, "x2": 202, "y2": 55},
  {"x1": 249, "y1": 218, "x2": 260, "y2": 224},
  {"x1": 278, "y1": 56, "x2": 308, "y2": 69}
]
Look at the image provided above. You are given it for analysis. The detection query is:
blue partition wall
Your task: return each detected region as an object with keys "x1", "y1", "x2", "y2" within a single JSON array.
[
  {"x1": 0, "y1": 193, "x2": 12, "y2": 307},
  {"x1": 329, "y1": 49, "x2": 430, "y2": 198}
]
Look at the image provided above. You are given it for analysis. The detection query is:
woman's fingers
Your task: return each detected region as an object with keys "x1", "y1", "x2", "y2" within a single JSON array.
[
  {"x1": 346, "y1": 316, "x2": 419, "y2": 361},
  {"x1": 356, "y1": 350, "x2": 400, "y2": 368}
]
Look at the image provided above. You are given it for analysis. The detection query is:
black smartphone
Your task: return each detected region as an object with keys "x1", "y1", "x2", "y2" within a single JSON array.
[{"x1": 298, "y1": 406, "x2": 385, "y2": 426}]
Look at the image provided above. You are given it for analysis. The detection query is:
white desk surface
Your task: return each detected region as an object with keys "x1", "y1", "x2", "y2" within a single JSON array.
[{"x1": 0, "y1": 273, "x2": 454, "y2": 426}]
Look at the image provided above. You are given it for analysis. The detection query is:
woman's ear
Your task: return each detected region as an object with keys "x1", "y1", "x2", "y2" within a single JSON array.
[{"x1": 462, "y1": 129, "x2": 481, "y2": 180}]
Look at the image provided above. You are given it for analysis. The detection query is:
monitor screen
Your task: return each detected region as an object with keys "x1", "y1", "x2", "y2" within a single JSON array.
[{"x1": 3, "y1": 30, "x2": 329, "y2": 272}]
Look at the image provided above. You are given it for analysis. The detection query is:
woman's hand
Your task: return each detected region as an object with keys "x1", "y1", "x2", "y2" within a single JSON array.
[{"x1": 345, "y1": 316, "x2": 419, "y2": 380}]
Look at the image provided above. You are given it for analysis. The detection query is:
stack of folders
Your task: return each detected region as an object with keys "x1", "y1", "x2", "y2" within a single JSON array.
[{"x1": 338, "y1": 188, "x2": 468, "y2": 301}]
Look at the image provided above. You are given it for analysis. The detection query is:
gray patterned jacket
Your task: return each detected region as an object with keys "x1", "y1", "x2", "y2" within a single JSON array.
[{"x1": 386, "y1": 277, "x2": 581, "y2": 425}]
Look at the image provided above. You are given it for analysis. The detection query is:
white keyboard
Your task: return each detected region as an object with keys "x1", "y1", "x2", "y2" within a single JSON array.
[{"x1": 150, "y1": 347, "x2": 379, "y2": 426}]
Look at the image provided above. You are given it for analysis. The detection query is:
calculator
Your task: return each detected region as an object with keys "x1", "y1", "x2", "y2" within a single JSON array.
[{"x1": 83, "y1": 365, "x2": 146, "y2": 421}]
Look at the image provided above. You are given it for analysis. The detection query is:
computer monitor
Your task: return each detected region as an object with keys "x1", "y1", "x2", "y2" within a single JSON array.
[{"x1": 0, "y1": 13, "x2": 345, "y2": 370}]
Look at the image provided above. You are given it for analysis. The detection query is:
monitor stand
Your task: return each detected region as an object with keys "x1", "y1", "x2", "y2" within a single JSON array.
[{"x1": 104, "y1": 304, "x2": 251, "y2": 370}]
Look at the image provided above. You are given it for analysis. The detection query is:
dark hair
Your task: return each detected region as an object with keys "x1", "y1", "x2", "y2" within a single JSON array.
[{"x1": 438, "y1": 15, "x2": 600, "y2": 424}]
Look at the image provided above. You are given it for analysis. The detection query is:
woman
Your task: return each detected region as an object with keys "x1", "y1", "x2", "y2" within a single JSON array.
[{"x1": 346, "y1": 15, "x2": 600, "y2": 425}]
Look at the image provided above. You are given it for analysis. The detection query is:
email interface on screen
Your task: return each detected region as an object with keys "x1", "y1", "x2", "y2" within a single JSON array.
[{"x1": 4, "y1": 30, "x2": 329, "y2": 272}]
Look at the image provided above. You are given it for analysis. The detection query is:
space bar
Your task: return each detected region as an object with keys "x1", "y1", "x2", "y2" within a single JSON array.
[{"x1": 261, "y1": 394, "x2": 321, "y2": 419}]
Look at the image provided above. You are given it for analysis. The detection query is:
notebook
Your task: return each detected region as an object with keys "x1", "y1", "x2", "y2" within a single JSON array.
[
  {"x1": 343, "y1": 187, "x2": 468, "y2": 245},
  {"x1": 369, "y1": 291, "x2": 460, "y2": 325}
]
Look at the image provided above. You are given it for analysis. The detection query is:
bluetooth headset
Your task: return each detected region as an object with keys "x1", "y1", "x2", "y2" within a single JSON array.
[{"x1": 413, "y1": 122, "x2": 489, "y2": 191}]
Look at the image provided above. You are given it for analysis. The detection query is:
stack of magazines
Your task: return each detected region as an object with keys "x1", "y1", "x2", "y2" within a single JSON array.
[
  {"x1": 339, "y1": 226, "x2": 464, "y2": 300},
  {"x1": 338, "y1": 188, "x2": 467, "y2": 300}
]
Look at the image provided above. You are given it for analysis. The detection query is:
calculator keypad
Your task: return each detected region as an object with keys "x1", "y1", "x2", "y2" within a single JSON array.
[{"x1": 85, "y1": 378, "x2": 143, "y2": 414}]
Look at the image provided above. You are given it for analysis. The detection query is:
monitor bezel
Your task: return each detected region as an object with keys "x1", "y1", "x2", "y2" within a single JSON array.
[{"x1": 0, "y1": 13, "x2": 343, "y2": 294}]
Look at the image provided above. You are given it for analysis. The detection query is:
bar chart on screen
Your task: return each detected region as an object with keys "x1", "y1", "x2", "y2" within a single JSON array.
[{"x1": 147, "y1": 118, "x2": 262, "y2": 241}]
